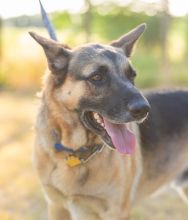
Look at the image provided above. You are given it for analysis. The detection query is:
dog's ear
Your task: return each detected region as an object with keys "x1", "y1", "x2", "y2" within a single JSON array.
[
  {"x1": 29, "y1": 32, "x2": 72, "y2": 75},
  {"x1": 110, "y1": 23, "x2": 146, "y2": 57}
]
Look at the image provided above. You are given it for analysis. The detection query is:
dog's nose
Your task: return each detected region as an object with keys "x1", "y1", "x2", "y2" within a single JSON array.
[{"x1": 128, "y1": 100, "x2": 150, "y2": 120}]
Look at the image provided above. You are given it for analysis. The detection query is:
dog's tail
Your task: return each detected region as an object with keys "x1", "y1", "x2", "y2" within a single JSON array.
[{"x1": 39, "y1": 0, "x2": 58, "y2": 41}]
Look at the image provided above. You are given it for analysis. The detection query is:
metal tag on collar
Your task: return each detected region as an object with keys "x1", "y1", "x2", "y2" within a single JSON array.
[{"x1": 66, "y1": 156, "x2": 81, "y2": 167}]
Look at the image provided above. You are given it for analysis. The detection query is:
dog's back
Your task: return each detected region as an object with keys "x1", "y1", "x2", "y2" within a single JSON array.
[{"x1": 137, "y1": 90, "x2": 188, "y2": 197}]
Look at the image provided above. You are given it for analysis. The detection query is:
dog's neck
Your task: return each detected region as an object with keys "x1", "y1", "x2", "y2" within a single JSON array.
[
  {"x1": 56, "y1": 116, "x2": 87, "y2": 148},
  {"x1": 43, "y1": 99, "x2": 101, "y2": 150}
]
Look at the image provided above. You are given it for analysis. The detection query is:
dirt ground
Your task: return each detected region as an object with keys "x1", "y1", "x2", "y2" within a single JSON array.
[{"x1": 0, "y1": 91, "x2": 187, "y2": 220}]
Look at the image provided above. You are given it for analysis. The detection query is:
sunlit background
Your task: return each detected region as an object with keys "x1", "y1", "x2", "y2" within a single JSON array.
[
  {"x1": 1, "y1": 0, "x2": 188, "y2": 90},
  {"x1": 1, "y1": 0, "x2": 188, "y2": 219},
  {"x1": 1, "y1": 0, "x2": 188, "y2": 18}
]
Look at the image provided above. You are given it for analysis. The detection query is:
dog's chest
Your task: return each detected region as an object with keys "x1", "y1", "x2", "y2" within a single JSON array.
[
  {"x1": 47, "y1": 147, "x2": 135, "y2": 199},
  {"x1": 51, "y1": 155, "x2": 121, "y2": 197},
  {"x1": 50, "y1": 153, "x2": 132, "y2": 219}
]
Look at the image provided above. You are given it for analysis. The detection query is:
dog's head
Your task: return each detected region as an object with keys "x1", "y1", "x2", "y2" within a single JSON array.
[{"x1": 30, "y1": 24, "x2": 150, "y2": 154}]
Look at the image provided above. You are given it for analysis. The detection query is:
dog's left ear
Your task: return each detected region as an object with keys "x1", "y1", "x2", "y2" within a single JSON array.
[
  {"x1": 111, "y1": 23, "x2": 146, "y2": 57},
  {"x1": 29, "y1": 32, "x2": 72, "y2": 75}
]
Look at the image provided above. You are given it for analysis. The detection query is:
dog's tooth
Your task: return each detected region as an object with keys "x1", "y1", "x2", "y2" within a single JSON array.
[
  {"x1": 94, "y1": 113, "x2": 99, "y2": 119},
  {"x1": 97, "y1": 119, "x2": 101, "y2": 123}
]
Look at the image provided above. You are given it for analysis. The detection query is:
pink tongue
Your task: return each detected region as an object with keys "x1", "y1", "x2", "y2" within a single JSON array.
[{"x1": 103, "y1": 118, "x2": 136, "y2": 154}]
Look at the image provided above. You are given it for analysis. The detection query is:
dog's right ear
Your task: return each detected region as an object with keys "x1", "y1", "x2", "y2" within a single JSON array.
[{"x1": 29, "y1": 32, "x2": 72, "y2": 76}]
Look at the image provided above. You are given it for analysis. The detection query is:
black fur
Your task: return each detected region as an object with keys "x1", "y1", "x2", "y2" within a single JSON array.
[{"x1": 139, "y1": 90, "x2": 188, "y2": 151}]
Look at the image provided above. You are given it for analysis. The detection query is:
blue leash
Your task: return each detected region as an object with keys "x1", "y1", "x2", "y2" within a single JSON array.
[{"x1": 39, "y1": 0, "x2": 58, "y2": 41}]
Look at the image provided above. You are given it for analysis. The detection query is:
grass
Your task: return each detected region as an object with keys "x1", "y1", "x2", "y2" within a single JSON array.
[
  {"x1": 0, "y1": 91, "x2": 46, "y2": 220},
  {"x1": 131, "y1": 192, "x2": 188, "y2": 220},
  {"x1": 0, "y1": 91, "x2": 188, "y2": 219}
]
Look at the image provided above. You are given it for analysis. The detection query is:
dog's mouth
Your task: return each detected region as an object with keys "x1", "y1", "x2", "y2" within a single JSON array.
[{"x1": 83, "y1": 111, "x2": 136, "y2": 154}]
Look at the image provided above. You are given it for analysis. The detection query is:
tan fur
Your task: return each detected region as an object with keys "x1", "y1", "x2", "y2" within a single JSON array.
[{"x1": 55, "y1": 76, "x2": 86, "y2": 111}]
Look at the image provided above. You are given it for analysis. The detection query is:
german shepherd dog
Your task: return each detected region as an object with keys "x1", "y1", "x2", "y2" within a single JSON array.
[{"x1": 30, "y1": 24, "x2": 188, "y2": 220}]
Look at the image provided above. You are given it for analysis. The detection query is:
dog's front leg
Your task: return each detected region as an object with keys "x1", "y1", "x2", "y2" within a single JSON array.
[
  {"x1": 48, "y1": 203, "x2": 71, "y2": 220},
  {"x1": 43, "y1": 185, "x2": 72, "y2": 220}
]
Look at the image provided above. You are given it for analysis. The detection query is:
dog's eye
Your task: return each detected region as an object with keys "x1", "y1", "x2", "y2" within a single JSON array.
[
  {"x1": 90, "y1": 74, "x2": 103, "y2": 82},
  {"x1": 126, "y1": 67, "x2": 137, "y2": 83},
  {"x1": 88, "y1": 66, "x2": 107, "y2": 84}
]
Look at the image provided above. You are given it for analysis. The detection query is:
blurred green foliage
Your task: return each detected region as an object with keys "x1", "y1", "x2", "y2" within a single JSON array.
[{"x1": 1, "y1": 3, "x2": 188, "y2": 91}]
